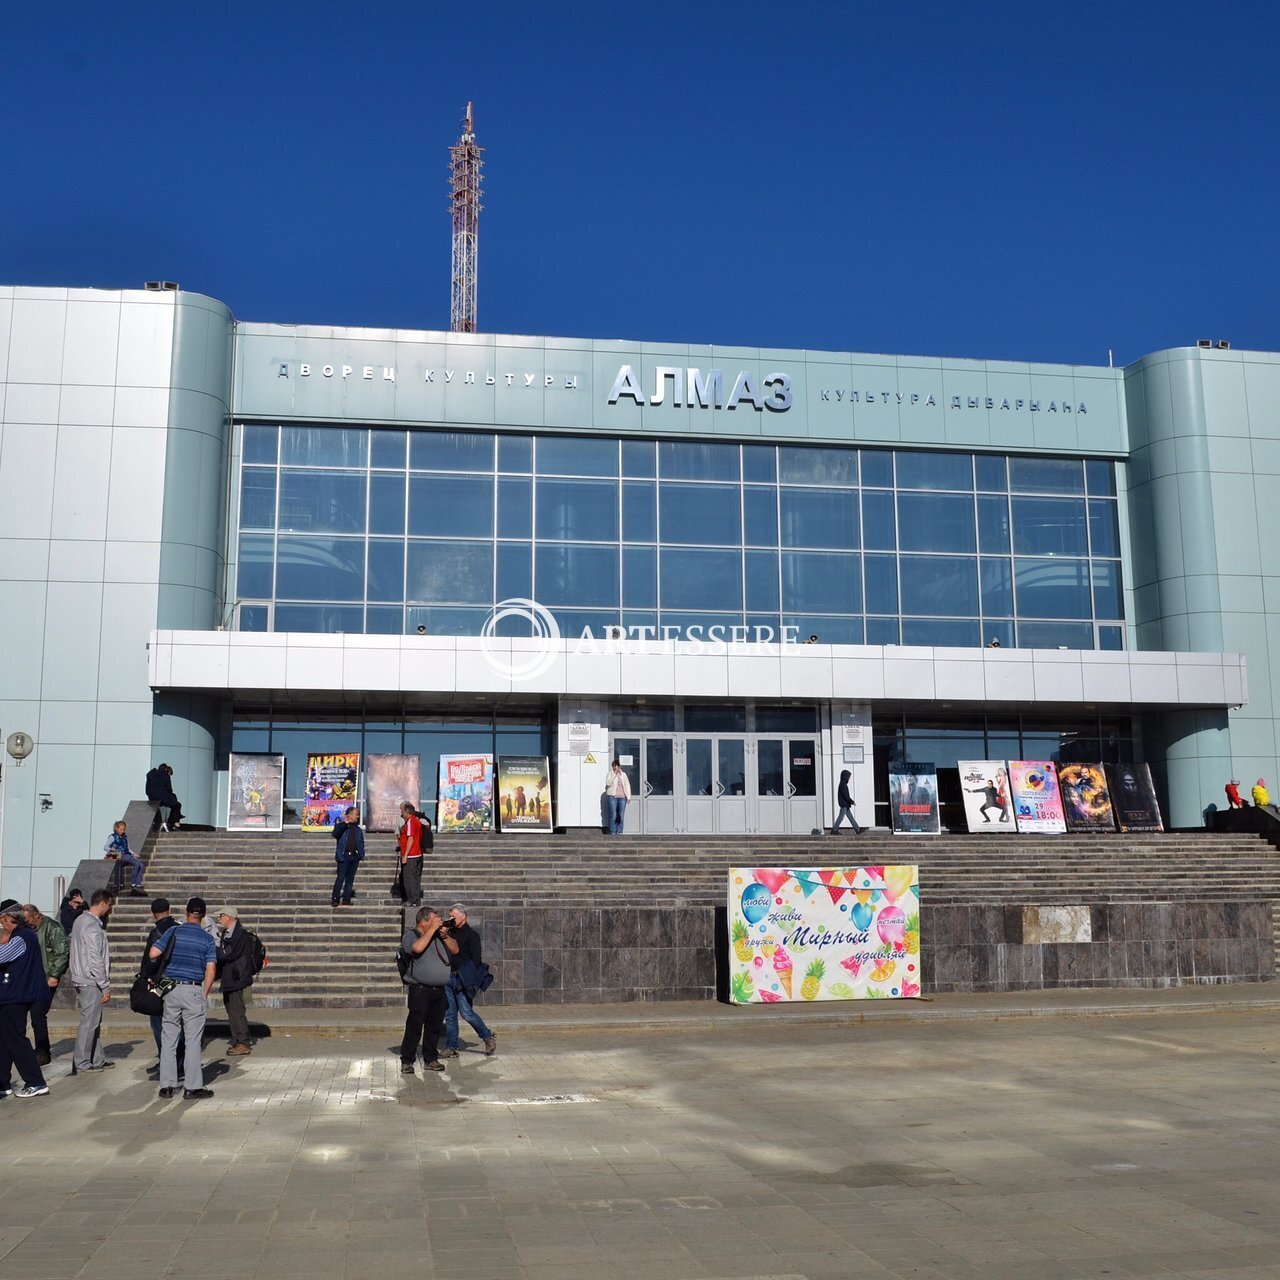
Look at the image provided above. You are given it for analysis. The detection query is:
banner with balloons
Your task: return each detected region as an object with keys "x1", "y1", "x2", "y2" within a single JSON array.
[{"x1": 728, "y1": 866, "x2": 921, "y2": 1004}]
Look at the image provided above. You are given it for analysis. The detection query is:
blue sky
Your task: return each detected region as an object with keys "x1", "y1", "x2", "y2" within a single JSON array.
[{"x1": 3, "y1": 1, "x2": 1277, "y2": 365}]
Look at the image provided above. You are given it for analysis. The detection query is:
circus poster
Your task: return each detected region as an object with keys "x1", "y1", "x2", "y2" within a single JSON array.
[
  {"x1": 1007, "y1": 761, "x2": 1067, "y2": 833},
  {"x1": 302, "y1": 751, "x2": 360, "y2": 831},
  {"x1": 1058, "y1": 762, "x2": 1117, "y2": 832},
  {"x1": 728, "y1": 866, "x2": 921, "y2": 1004}
]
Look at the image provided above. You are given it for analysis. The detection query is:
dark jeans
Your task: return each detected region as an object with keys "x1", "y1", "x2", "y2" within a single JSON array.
[
  {"x1": 400, "y1": 983, "x2": 446, "y2": 1065},
  {"x1": 30, "y1": 983, "x2": 57, "y2": 1055},
  {"x1": 0, "y1": 1001, "x2": 46, "y2": 1090},
  {"x1": 332, "y1": 858, "x2": 359, "y2": 903},
  {"x1": 401, "y1": 857, "x2": 422, "y2": 905},
  {"x1": 223, "y1": 988, "x2": 251, "y2": 1046},
  {"x1": 832, "y1": 805, "x2": 864, "y2": 833}
]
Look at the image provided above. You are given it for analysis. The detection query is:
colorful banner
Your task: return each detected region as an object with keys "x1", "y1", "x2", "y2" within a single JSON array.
[
  {"x1": 728, "y1": 866, "x2": 921, "y2": 1004},
  {"x1": 302, "y1": 751, "x2": 361, "y2": 831},
  {"x1": 1008, "y1": 761, "x2": 1067, "y2": 833},
  {"x1": 227, "y1": 753, "x2": 285, "y2": 832},
  {"x1": 1106, "y1": 762, "x2": 1164, "y2": 832},
  {"x1": 437, "y1": 754, "x2": 494, "y2": 833},
  {"x1": 496, "y1": 755, "x2": 553, "y2": 832},
  {"x1": 957, "y1": 761, "x2": 1016, "y2": 832},
  {"x1": 1058, "y1": 763, "x2": 1117, "y2": 832},
  {"x1": 888, "y1": 764, "x2": 940, "y2": 834},
  {"x1": 366, "y1": 754, "x2": 422, "y2": 833}
]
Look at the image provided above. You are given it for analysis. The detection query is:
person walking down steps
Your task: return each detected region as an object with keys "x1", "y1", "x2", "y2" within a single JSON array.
[
  {"x1": 831, "y1": 769, "x2": 866, "y2": 834},
  {"x1": 331, "y1": 806, "x2": 365, "y2": 907}
]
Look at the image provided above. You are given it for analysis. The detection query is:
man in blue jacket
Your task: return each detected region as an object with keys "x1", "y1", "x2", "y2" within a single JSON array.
[
  {"x1": 331, "y1": 806, "x2": 365, "y2": 907},
  {"x1": 0, "y1": 900, "x2": 50, "y2": 1098}
]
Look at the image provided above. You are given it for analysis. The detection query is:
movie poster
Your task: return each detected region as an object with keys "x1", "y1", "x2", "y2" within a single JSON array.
[
  {"x1": 1008, "y1": 761, "x2": 1067, "y2": 833},
  {"x1": 227, "y1": 753, "x2": 285, "y2": 832},
  {"x1": 302, "y1": 751, "x2": 361, "y2": 831},
  {"x1": 1058, "y1": 763, "x2": 1117, "y2": 832},
  {"x1": 728, "y1": 866, "x2": 921, "y2": 1003},
  {"x1": 366, "y1": 754, "x2": 422, "y2": 833},
  {"x1": 1106, "y1": 762, "x2": 1164, "y2": 832},
  {"x1": 437, "y1": 754, "x2": 494, "y2": 833},
  {"x1": 888, "y1": 764, "x2": 940, "y2": 834},
  {"x1": 957, "y1": 761, "x2": 1016, "y2": 832},
  {"x1": 496, "y1": 755, "x2": 553, "y2": 832}
]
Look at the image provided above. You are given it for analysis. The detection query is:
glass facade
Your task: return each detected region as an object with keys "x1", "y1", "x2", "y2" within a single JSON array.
[{"x1": 235, "y1": 425, "x2": 1125, "y2": 649}]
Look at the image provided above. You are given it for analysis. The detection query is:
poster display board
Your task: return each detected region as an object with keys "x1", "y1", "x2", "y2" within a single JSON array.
[
  {"x1": 302, "y1": 752, "x2": 361, "y2": 831},
  {"x1": 957, "y1": 761, "x2": 1016, "y2": 832},
  {"x1": 1007, "y1": 761, "x2": 1067, "y2": 833},
  {"x1": 227, "y1": 753, "x2": 285, "y2": 832},
  {"x1": 496, "y1": 755, "x2": 553, "y2": 832},
  {"x1": 366, "y1": 754, "x2": 422, "y2": 833},
  {"x1": 437, "y1": 754, "x2": 494, "y2": 833},
  {"x1": 888, "y1": 764, "x2": 940, "y2": 834},
  {"x1": 1058, "y1": 763, "x2": 1117, "y2": 832},
  {"x1": 728, "y1": 866, "x2": 921, "y2": 1004},
  {"x1": 1106, "y1": 762, "x2": 1164, "y2": 832}
]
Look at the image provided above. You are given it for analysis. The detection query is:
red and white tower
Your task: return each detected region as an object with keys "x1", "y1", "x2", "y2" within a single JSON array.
[{"x1": 449, "y1": 102, "x2": 484, "y2": 333}]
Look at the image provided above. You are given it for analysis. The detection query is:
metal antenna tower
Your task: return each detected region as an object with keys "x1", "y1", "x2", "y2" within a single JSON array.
[{"x1": 449, "y1": 101, "x2": 484, "y2": 333}]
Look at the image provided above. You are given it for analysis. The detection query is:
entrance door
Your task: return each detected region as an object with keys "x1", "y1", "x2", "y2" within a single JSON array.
[
  {"x1": 755, "y1": 736, "x2": 820, "y2": 833},
  {"x1": 786, "y1": 738, "x2": 820, "y2": 833},
  {"x1": 609, "y1": 734, "x2": 676, "y2": 834},
  {"x1": 716, "y1": 737, "x2": 748, "y2": 833},
  {"x1": 684, "y1": 736, "x2": 748, "y2": 834},
  {"x1": 756, "y1": 739, "x2": 787, "y2": 833}
]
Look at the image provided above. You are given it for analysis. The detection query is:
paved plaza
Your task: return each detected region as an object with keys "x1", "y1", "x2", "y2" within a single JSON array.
[{"x1": 6, "y1": 997, "x2": 1280, "y2": 1279}]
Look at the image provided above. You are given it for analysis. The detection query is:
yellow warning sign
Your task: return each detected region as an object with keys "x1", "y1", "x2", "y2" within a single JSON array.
[{"x1": 584, "y1": 752, "x2": 597, "y2": 764}]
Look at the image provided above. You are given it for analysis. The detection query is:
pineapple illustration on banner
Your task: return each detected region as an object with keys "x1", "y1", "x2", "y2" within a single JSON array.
[{"x1": 727, "y1": 866, "x2": 921, "y2": 1004}]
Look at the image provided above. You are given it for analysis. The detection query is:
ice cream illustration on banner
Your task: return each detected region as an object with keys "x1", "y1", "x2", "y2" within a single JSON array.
[{"x1": 772, "y1": 944, "x2": 793, "y2": 998}]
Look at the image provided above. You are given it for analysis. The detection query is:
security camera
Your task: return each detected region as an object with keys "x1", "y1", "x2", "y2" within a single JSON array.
[{"x1": 415, "y1": 624, "x2": 427, "y2": 635}]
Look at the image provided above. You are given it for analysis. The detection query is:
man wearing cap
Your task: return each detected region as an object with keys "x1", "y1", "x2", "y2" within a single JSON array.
[
  {"x1": 21, "y1": 904, "x2": 68, "y2": 1067},
  {"x1": 440, "y1": 905, "x2": 496, "y2": 1058},
  {"x1": 0, "y1": 900, "x2": 50, "y2": 1098},
  {"x1": 69, "y1": 889, "x2": 115, "y2": 1074},
  {"x1": 214, "y1": 907, "x2": 254, "y2": 1057},
  {"x1": 148, "y1": 897, "x2": 216, "y2": 1100},
  {"x1": 141, "y1": 898, "x2": 181, "y2": 1073}
]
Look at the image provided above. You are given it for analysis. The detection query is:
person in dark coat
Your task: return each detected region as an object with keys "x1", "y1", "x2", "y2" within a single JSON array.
[
  {"x1": 141, "y1": 898, "x2": 181, "y2": 1073},
  {"x1": 832, "y1": 768, "x2": 866, "y2": 834},
  {"x1": 331, "y1": 806, "x2": 365, "y2": 907},
  {"x1": 0, "y1": 901, "x2": 49, "y2": 1097},
  {"x1": 59, "y1": 888, "x2": 86, "y2": 936},
  {"x1": 145, "y1": 763, "x2": 183, "y2": 830},
  {"x1": 214, "y1": 907, "x2": 255, "y2": 1057}
]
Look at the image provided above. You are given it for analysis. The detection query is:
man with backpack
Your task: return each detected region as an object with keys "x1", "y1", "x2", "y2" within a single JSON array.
[
  {"x1": 331, "y1": 806, "x2": 365, "y2": 907},
  {"x1": 214, "y1": 907, "x2": 261, "y2": 1057},
  {"x1": 399, "y1": 906, "x2": 458, "y2": 1075},
  {"x1": 141, "y1": 898, "x2": 180, "y2": 1076},
  {"x1": 397, "y1": 802, "x2": 429, "y2": 908}
]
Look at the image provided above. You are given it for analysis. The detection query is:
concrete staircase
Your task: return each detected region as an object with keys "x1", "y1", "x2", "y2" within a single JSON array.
[{"x1": 104, "y1": 827, "x2": 1280, "y2": 1008}]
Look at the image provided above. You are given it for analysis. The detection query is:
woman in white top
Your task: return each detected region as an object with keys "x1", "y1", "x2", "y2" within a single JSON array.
[{"x1": 605, "y1": 760, "x2": 632, "y2": 836}]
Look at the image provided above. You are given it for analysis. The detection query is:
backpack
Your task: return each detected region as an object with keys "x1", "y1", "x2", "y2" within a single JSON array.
[{"x1": 245, "y1": 930, "x2": 268, "y2": 975}]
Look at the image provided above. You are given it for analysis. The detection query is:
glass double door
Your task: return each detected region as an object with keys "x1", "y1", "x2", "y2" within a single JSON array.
[{"x1": 610, "y1": 734, "x2": 818, "y2": 835}]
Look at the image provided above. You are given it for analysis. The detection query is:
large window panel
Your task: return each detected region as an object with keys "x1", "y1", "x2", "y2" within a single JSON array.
[
  {"x1": 1011, "y1": 497, "x2": 1088, "y2": 557},
  {"x1": 864, "y1": 554, "x2": 898, "y2": 614},
  {"x1": 1018, "y1": 620, "x2": 1094, "y2": 648},
  {"x1": 410, "y1": 430, "x2": 494, "y2": 472},
  {"x1": 1092, "y1": 560, "x2": 1124, "y2": 619},
  {"x1": 409, "y1": 474, "x2": 494, "y2": 539},
  {"x1": 237, "y1": 534, "x2": 275, "y2": 598},
  {"x1": 275, "y1": 536, "x2": 366, "y2": 601},
  {"x1": 536, "y1": 435, "x2": 617, "y2": 477},
  {"x1": 497, "y1": 478, "x2": 532, "y2": 539},
  {"x1": 897, "y1": 493, "x2": 976, "y2": 553},
  {"x1": 278, "y1": 470, "x2": 366, "y2": 534},
  {"x1": 1013, "y1": 558, "x2": 1091, "y2": 619},
  {"x1": 895, "y1": 450, "x2": 972, "y2": 491},
  {"x1": 980, "y1": 557, "x2": 1013, "y2": 617},
  {"x1": 281, "y1": 426, "x2": 367, "y2": 468},
  {"x1": 779, "y1": 488, "x2": 858, "y2": 549},
  {"x1": 781, "y1": 551, "x2": 860, "y2": 613},
  {"x1": 860, "y1": 449, "x2": 893, "y2": 488},
  {"x1": 745, "y1": 550, "x2": 780, "y2": 611},
  {"x1": 621, "y1": 440, "x2": 656, "y2": 478},
  {"x1": 742, "y1": 445, "x2": 777, "y2": 483},
  {"x1": 975, "y1": 454, "x2": 1008, "y2": 492},
  {"x1": 242, "y1": 423, "x2": 279, "y2": 465},
  {"x1": 370, "y1": 430, "x2": 407, "y2": 469},
  {"x1": 274, "y1": 604, "x2": 364, "y2": 633},
  {"x1": 536, "y1": 544, "x2": 619, "y2": 607},
  {"x1": 366, "y1": 606, "x2": 405, "y2": 635},
  {"x1": 658, "y1": 440, "x2": 739, "y2": 482},
  {"x1": 405, "y1": 606, "x2": 490, "y2": 636},
  {"x1": 1009, "y1": 456, "x2": 1084, "y2": 495},
  {"x1": 659, "y1": 483, "x2": 741, "y2": 545},
  {"x1": 660, "y1": 548, "x2": 743, "y2": 611},
  {"x1": 536, "y1": 478, "x2": 619, "y2": 542},
  {"x1": 368, "y1": 473, "x2": 406, "y2": 536},
  {"x1": 743, "y1": 487, "x2": 778, "y2": 546},
  {"x1": 497, "y1": 434, "x2": 533, "y2": 473},
  {"x1": 899, "y1": 555, "x2": 979, "y2": 616},
  {"x1": 1088, "y1": 498, "x2": 1120, "y2": 558},
  {"x1": 239, "y1": 468, "x2": 276, "y2": 529},
  {"x1": 406, "y1": 540, "x2": 494, "y2": 605},
  {"x1": 496, "y1": 542, "x2": 532, "y2": 601},
  {"x1": 1086, "y1": 459, "x2": 1117, "y2": 496},
  {"x1": 366, "y1": 540, "x2": 405, "y2": 602},
  {"x1": 622, "y1": 481, "x2": 656, "y2": 542},
  {"x1": 901, "y1": 618, "x2": 982, "y2": 647},
  {"x1": 978, "y1": 494, "x2": 1011, "y2": 553},
  {"x1": 862, "y1": 490, "x2": 896, "y2": 550},
  {"x1": 783, "y1": 614, "x2": 864, "y2": 644},
  {"x1": 623, "y1": 546, "x2": 657, "y2": 607},
  {"x1": 778, "y1": 445, "x2": 857, "y2": 486}
]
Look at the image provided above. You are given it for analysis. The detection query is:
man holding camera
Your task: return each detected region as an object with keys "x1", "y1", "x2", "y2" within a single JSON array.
[
  {"x1": 399, "y1": 906, "x2": 458, "y2": 1075},
  {"x1": 439, "y1": 905, "x2": 496, "y2": 1058}
]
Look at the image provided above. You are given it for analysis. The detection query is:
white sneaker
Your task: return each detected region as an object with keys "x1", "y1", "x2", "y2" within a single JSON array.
[
  {"x1": 15, "y1": 1084, "x2": 49, "y2": 1098},
  {"x1": 159, "y1": 823, "x2": 169, "y2": 833}
]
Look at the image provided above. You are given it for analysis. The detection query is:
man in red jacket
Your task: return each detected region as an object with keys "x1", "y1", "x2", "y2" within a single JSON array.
[{"x1": 398, "y1": 802, "x2": 430, "y2": 908}]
